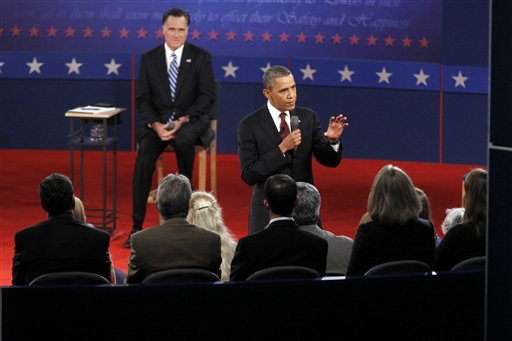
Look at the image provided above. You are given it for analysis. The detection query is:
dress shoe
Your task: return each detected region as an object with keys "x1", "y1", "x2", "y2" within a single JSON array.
[
  {"x1": 123, "y1": 236, "x2": 132, "y2": 248},
  {"x1": 123, "y1": 228, "x2": 141, "y2": 248}
]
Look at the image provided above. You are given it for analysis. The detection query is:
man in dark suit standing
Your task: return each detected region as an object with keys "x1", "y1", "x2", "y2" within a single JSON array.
[
  {"x1": 238, "y1": 65, "x2": 349, "y2": 235},
  {"x1": 125, "y1": 174, "x2": 221, "y2": 284},
  {"x1": 126, "y1": 8, "x2": 216, "y2": 247},
  {"x1": 12, "y1": 173, "x2": 113, "y2": 285},
  {"x1": 230, "y1": 174, "x2": 328, "y2": 281}
]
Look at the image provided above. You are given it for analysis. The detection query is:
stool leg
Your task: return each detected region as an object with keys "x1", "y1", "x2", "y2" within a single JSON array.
[{"x1": 197, "y1": 148, "x2": 206, "y2": 191}]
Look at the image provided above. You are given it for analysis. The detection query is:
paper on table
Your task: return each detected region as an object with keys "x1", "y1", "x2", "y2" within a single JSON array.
[{"x1": 68, "y1": 105, "x2": 117, "y2": 115}]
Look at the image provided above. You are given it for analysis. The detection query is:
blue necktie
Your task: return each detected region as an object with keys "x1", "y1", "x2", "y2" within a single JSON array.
[
  {"x1": 168, "y1": 52, "x2": 178, "y2": 102},
  {"x1": 167, "y1": 52, "x2": 178, "y2": 127}
]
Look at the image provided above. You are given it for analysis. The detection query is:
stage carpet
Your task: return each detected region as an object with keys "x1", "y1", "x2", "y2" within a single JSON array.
[{"x1": 0, "y1": 149, "x2": 482, "y2": 285}]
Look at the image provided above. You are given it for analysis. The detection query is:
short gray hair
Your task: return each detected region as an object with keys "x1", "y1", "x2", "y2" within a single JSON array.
[
  {"x1": 156, "y1": 173, "x2": 192, "y2": 220},
  {"x1": 293, "y1": 182, "x2": 321, "y2": 226},
  {"x1": 262, "y1": 65, "x2": 291, "y2": 90}
]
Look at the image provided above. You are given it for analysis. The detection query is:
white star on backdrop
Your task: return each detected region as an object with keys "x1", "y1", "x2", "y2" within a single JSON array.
[
  {"x1": 0, "y1": 62, "x2": 4, "y2": 74},
  {"x1": 260, "y1": 62, "x2": 272, "y2": 74},
  {"x1": 104, "y1": 58, "x2": 122, "y2": 75},
  {"x1": 338, "y1": 65, "x2": 354, "y2": 82},
  {"x1": 26, "y1": 57, "x2": 44, "y2": 74},
  {"x1": 300, "y1": 64, "x2": 316, "y2": 80},
  {"x1": 65, "y1": 58, "x2": 83, "y2": 75},
  {"x1": 376, "y1": 67, "x2": 393, "y2": 84},
  {"x1": 414, "y1": 69, "x2": 430, "y2": 86},
  {"x1": 452, "y1": 71, "x2": 468, "y2": 88},
  {"x1": 222, "y1": 61, "x2": 239, "y2": 78}
]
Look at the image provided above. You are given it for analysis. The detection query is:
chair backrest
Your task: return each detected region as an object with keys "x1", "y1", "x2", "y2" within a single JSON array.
[
  {"x1": 364, "y1": 260, "x2": 432, "y2": 276},
  {"x1": 141, "y1": 268, "x2": 221, "y2": 284},
  {"x1": 451, "y1": 256, "x2": 486, "y2": 271},
  {"x1": 29, "y1": 271, "x2": 110, "y2": 286},
  {"x1": 247, "y1": 266, "x2": 321, "y2": 281}
]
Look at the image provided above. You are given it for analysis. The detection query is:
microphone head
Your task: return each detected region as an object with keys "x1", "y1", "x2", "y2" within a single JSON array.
[
  {"x1": 165, "y1": 120, "x2": 175, "y2": 131},
  {"x1": 290, "y1": 116, "x2": 300, "y2": 131}
]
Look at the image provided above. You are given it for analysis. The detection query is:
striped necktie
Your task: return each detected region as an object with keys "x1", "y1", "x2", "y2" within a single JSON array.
[{"x1": 168, "y1": 52, "x2": 178, "y2": 101}]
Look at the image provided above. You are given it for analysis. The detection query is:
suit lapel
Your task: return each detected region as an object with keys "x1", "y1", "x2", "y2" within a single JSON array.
[
  {"x1": 175, "y1": 43, "x2": 192, "y2": 98},
  {"x1": 257, "y1": 107, "x2": 282, "y2": 146},
  {"x1": 154, "y1": 45, "x2": 170, "y2": 97}
]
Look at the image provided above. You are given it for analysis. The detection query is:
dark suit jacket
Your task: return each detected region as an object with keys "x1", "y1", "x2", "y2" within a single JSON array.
[
  {"x1": 230, "y1": 219, "x2": 328, "y2": 281},
  {"x1": 433, "y1": 222, "x2": 486, "y2": 271},
  {"x1": 346, "y1": 218, "x2": 436, "y2": 276},
  {"x1": 135, "y1": 42, "x2": 215, "y2": 141},
  {"x1": 238, "y1": 106, "x2": 343, "y2": 233},
  {"x1": 125, "y1": 217, "x2": 222, "y2": 283},
  {"x1": 12, "y1": 213, "x2": 112, "y2": 285}
]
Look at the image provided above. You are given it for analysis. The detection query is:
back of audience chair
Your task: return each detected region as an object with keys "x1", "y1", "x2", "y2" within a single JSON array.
[
  {"x1": 364, "y1": 260, "x2": 432, "y2": 276},
  {"x1": 247, "y1": 266, "x2": 321, "y2": 281},
  {"x1": 141, "y1": 268, "x2": 221, "y2": 284},
  {"x1": 451, "y1": 256, "x2": 486, "y2": 271},
  {"x1": 29, "y1": 271, "x2": 110, "y2": 286}
]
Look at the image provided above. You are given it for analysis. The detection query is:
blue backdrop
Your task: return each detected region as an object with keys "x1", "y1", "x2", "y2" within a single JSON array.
[{"x1": 0, "y1": 0, "x2": 489, "y2": 165}]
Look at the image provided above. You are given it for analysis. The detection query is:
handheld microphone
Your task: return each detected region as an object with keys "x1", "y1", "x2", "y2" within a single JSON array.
[
  {"x1": 290, "y1": 115, "x2": 300, "y2": 156},
  {"x1": 290, "y1": 115, "x2": 300, "y2": 131},
  {"x1": 165, "y1": 119, "x2": 175, "y2": 131}
]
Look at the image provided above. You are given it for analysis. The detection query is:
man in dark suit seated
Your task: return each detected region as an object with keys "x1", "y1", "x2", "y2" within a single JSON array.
[
  {"x1": 125, "y1": 174, "x2": 221, "y2": 284},
  {"x1": 230, "y1": 174, "x2": 328, "y2": 281},
  {"x1": 125, "y1": 7, "x2": 216, "y2": 247},
  {"x1": 12, "y1": 173, "x2": 113, "y2": 285},
  {"x1": 238, "y1": 65, "x2": 349, "y2": 235}
]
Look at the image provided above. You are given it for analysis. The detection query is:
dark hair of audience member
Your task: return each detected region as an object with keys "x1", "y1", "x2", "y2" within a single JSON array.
[
  {"x1": 415, "y1": 187, "x2": 433, "y2": 222},
  {"x1": 462, "y1": 168, "x2": 487, "y2": 237},
  {"x1": 156, "y1": 173, "x2": 192, "y2": 220},
  {"x1": 367, "y1": 165, "x2": 421, "y2": 226},
  {"x1": 293, "y1": 182, "x2": 321, "y2": 226},
  {"x1": 264, "y1": 174, "x2": 297, "y2": 217},
  {"x1": 39, "y1": 173, "x2": 75, "y2": 216}
]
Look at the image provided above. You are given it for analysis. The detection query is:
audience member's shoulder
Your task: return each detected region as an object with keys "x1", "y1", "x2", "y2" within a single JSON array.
[
  {"x1": 442, "y1": 222, "x2": 469, "y2": 237},
  {"x1": 414, "y1": 217, "x2": 435, "y2": 230},
  {"x1": 298, "y1": 227, "x2": 327, "y2": 245}
]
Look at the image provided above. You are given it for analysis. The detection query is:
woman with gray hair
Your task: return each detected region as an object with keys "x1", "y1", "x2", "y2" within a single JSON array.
[{"x1": 347, "y1": 165, "x2": 436, "y2": 276}]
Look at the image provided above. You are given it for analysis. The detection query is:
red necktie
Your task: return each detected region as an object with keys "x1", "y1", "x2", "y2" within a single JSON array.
[{"x1": 279, "y1": 112, "x2": 290, "y2": 140}]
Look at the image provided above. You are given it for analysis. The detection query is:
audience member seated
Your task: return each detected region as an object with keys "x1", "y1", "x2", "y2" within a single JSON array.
[
  {"x1": 230, "y1": 174, "x2": 327, "y2": 281},
  {"x1": 72, "y1": 196, "x2": 124, "y2": 284},
  {"x1": 440, "y1": 208, "x2": 465, "y2": 236},
  {"x1": 11, "y1": 173, "x2": 113, "y2": 285},
  {"x1": 434, "y1": 168, "x2": 487, "y2": 271},
  {"x1": 125, "y1": 174, "x2": 222, "y2": 284},
  {"x1": 293, "y1": 182, "x2": 353, "y2": 275},
  {"x1": 415, "y1": 187, "x2": 441, "y2": 245},
  {"x1": 187, "y1": 191, "x2": 237, "y2": 281},
  {"x1": 346, "y1": 165, "x2": 436, "y2": 276}
]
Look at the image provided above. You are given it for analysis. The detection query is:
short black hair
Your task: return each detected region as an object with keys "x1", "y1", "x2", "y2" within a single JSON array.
[
  {"x1": 264, "y1": 174, "x2": 297, "y2": 216},
  {"x1": 162, "y1": 8, "x2": 191, "y2": 26},
  {"x1": 39, "y1": 173, "x2": 75, "y2": 216}
]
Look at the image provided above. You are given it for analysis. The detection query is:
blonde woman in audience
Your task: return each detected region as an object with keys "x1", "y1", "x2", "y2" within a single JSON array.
[
  {"x1": 434, "y1": 168, "x2": 487, "y2": 271},
  {"x1": 347, "y1": 165, "x2": 436, "y2": 276},
  {"x1": 187, "y1": 191, "x2": 237, "y2": 281},
  {"x1": 73, "y1": 196, "x2": 89, "y2": 226}
]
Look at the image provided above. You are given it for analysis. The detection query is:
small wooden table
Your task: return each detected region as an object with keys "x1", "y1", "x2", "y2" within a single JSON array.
[{"x1": 65, "y1": 108, "x2": 125, "y2": 235}]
